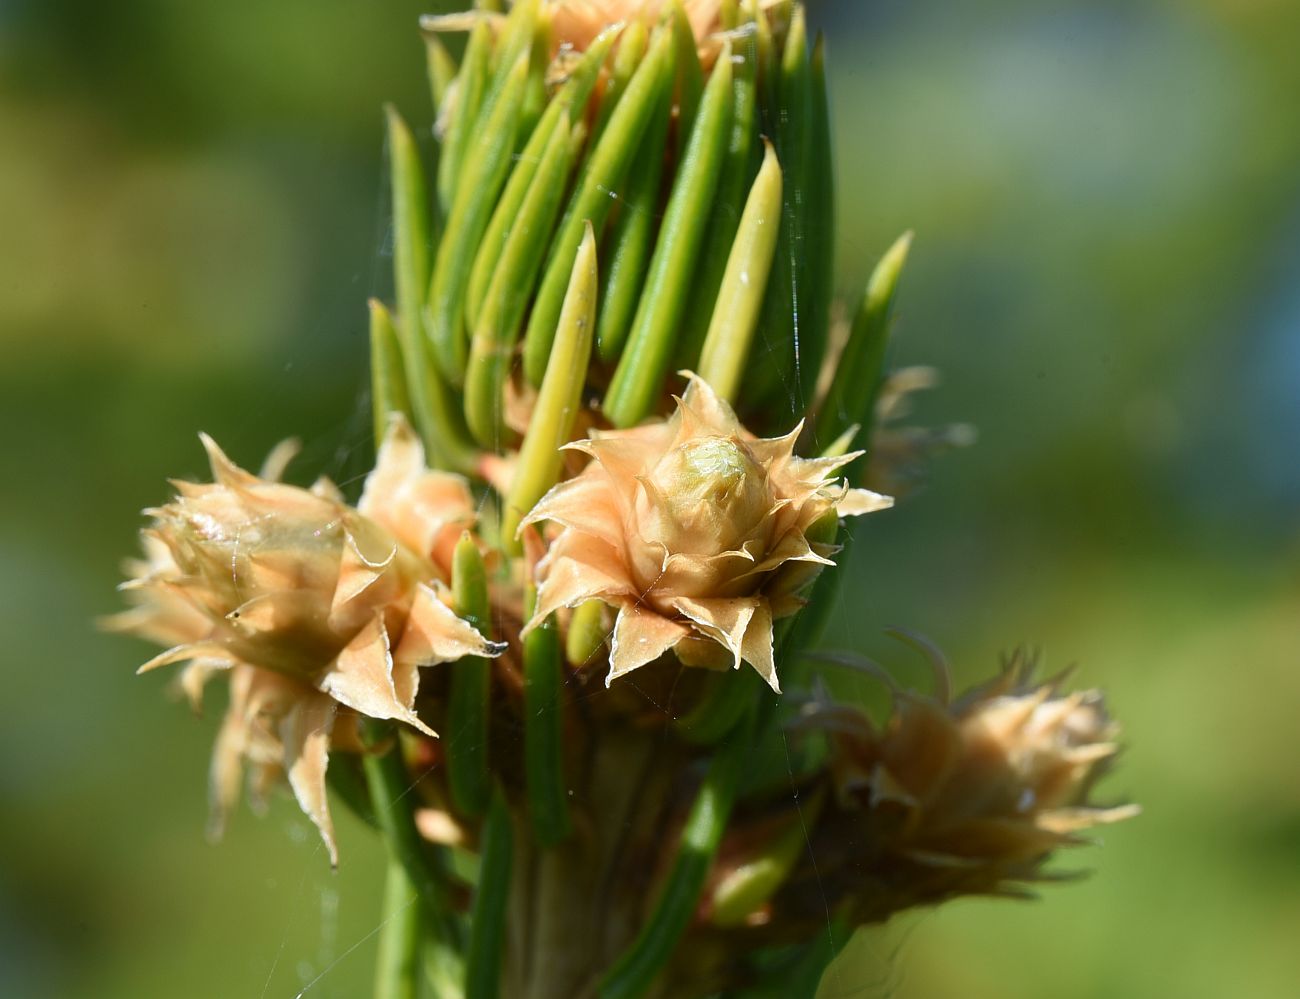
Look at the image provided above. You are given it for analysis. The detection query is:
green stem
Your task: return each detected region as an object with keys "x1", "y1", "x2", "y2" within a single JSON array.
[
  {"x1": 438, "y1": 19, "x2": 492, "y2": 213},
  {"x1": 709, "y1": 791, "x2": 825, "y2": 928},
  {"x1": 565, "y1": 599, "x2": 607, "y2": 668},
  {"x1": 743, "y1": 7, "x2": 812, "y2": 422},
  {"x1": 476, "y1": 0, "x2": 540, "y2": 135},
  {"x1": 523, "y1": 586, "x2": 572, "y2": 846},
  {"x1": 464, "y1": 111, "x2": 575, "y2": 448},
  {"x1": 594, "y1": 74, "x2": 673, "y2": 363},
  {"x1": 670, "y1": 0, "x2": 705, "y2": 142},
  {"x1": 589, "y1": 22, "x2": 648, "y2": 148},
  {"x1": 695, "y1": 139, "x2": 783, "y2": 403},
  {"x1": 385, "y1": 105, "x2": 475, "y2": 470},
  {"x1": 674, "y1": 669, "x2": 758, "y2": 747},
  {"x1": 815, "y1": 230, "x2": 913, "y2": 464},
  {"x1": 501, "y1": 223, "x2": 598, "y2": 551},
  {"x1": 427, "y1": 54, "x2": 529, "y2": 385},
  {"x1": 449, "y1": 534, "x2": 493, "y2": 818},
  {"x1": 466, "y1": 789, "x2": 514, "y2": 999},
  {"x1": 597, "y1": 708, "x2": 755, "y2": 999},
  {"x1": 800, "y1": 32, "x2": 836, "y2": 410},
  {"x1": 523, "y1": 27, "x2": 674, "y2": 386},
  {"x1": 374, "y1": 858, "x2": 421, "y2": 999},
  {"x1": 369, "y1": 299, "x2": 412, "y2": 450},
  {"x1": 424, "y1": 34, "x2": 455, "y2": 118},
  {"x1": 676, "y1": 16, "x2": 759, "y2": 372},
  {"x1": 603, "y1": 41, "x2": 735, "y2": 428},
  {"x1": 361, "y1": 727, "x2": 459, "y2": 943},
  {"x1": 465, "y1": 27, "x2": 617, "y2": 333},
  {"x1": 385, "y1": 105, "x2": 430, "y2": 353}
]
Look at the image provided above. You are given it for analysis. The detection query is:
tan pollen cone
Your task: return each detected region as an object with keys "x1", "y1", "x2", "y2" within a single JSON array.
[
  {"x1": 521, "y1": 373, "x2": 891, "y2": 691},
  {"x1": 105, "y1": 416, "x2": 501, "y2": 864},
  {"x1": 815, "y1": 656, "x2": 1139, "y2": 919}
]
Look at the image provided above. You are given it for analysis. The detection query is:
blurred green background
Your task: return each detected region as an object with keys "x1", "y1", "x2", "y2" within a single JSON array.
[{"x1": 3, "y1": 0, "x2": 1297, "y2": 996}]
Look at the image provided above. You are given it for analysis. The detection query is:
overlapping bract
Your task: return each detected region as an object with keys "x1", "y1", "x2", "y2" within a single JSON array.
[
  {"x1": 522, "y1": 373, "x2": 892, "y2": 689},
  {"x1": 107, "y1": 418, "x2": 500, "y2": 862}
]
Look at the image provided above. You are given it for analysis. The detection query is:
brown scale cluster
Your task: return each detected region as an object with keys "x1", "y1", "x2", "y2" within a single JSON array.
[
  {"x1": 105, "y1": 417, "x2": 501, "y2": 863},
  {"x1": 771, "y1": 655, "x2": 1138, "y2": 930}
]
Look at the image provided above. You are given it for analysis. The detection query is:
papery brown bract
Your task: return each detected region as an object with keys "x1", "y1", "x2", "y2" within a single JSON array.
[
  {"x1": 521, "y1": 374, "x2": 891, "y2": 690},
  {"x1": 106, "y1": 417, "x2": 500, "y2": 863}
]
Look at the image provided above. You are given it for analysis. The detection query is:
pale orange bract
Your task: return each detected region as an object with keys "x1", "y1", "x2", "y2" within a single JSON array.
[
  {"x1": 521, "y1": 373, "x2": 892, "y2": 691},
  {"x1": 105, "y1": 416, "x2": 500, "y2": 864}
]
